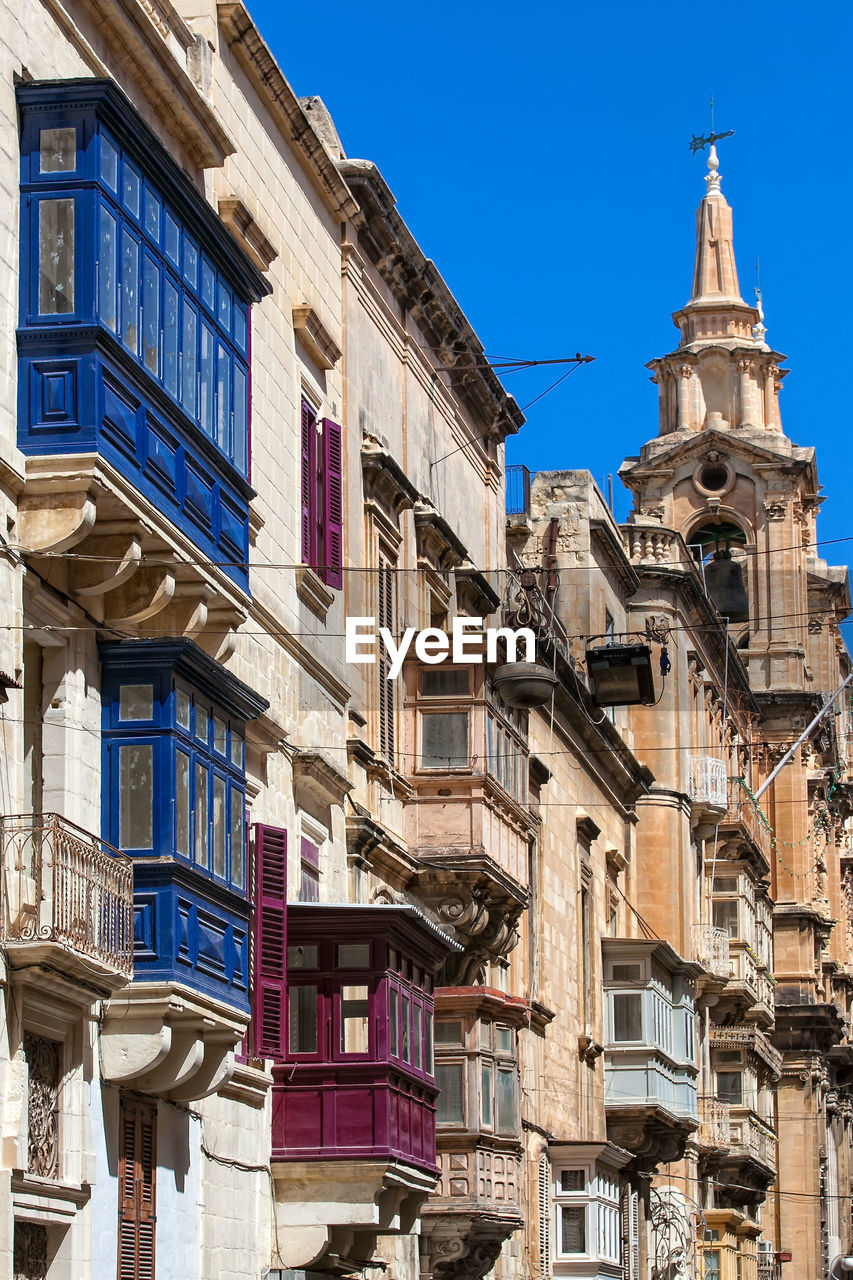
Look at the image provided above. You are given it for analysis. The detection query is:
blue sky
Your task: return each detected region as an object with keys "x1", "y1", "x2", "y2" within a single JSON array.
[{"x1": 247, "y1": 1, "x2": 853, "y2": 575}]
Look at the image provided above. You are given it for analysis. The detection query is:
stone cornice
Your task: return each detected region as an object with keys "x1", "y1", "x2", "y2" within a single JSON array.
[{"x1": 217, "y1": 3, "x2": 359, "y2": 221}]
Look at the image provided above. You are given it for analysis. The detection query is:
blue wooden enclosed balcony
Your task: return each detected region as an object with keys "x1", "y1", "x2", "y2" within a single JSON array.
[{"x1": 15, "y1": 80, "x2": 271, "y2": 613}]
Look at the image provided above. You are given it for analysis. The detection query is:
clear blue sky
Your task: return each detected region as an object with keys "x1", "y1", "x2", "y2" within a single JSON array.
[{"x1": 246, "y1": 0, "x2": 853, "y2": 575}]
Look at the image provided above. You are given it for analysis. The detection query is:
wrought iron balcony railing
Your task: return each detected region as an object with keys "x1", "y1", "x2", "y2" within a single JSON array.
[
  {"x1": 1, "y1": 813, "x2": 133, "y2": 980},
  {"x1": 687, "y1": 754, "x2": 728, "y2": 812},
  {"x1": 691, "y1": 923, "x2": 731, "y2": 979},
  {"x1": 505, "y1": 464, "x2": 531, "y2": 518}
]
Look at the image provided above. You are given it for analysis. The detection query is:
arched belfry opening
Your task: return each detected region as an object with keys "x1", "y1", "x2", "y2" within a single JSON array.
[{"x1": 689, "y1": 519, "x2": 750, "y2": 623}]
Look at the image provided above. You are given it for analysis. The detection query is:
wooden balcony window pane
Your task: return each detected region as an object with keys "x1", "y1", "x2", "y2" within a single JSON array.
[
  {"x1": 289, "y1": 985, "x2": 317, "y2": 1054},
  {"x1": 119, "y1": 744, "x2": 153, "y2": 848},
  {"x1": 181, "y1": 303, "x2": 198, "y2": 418},
  {"x1": 481, "y1": 1061, "x2": 492, "y2": 1127},
  {"x1": 401, "y1": 993, "x2": 411, "y2": 1063},
  {"x1": 99, "y1": 206, "x2": 117, "y2": 332},
  {"x1": 560, "y1": 1205, "x2": 586, "y2": 1254},
  {"x1": 560, "y1": 1169, "x2": 585, "y2": 1192},
  {"x1": 496, "y1": 1026, "x2": 513, "y2": 1053},
  {"x1": 142, "y1": 254, "x2": 160, "y2": 374},
  {"x1": 40, "y1": 127, "x2": 76, "y2": 172},
  {"x1": 100, "y1": 134, "x2": 118, "y2": 189},
  {"x1": 435, "y1": 1062, "x2": 464, "y2": 1124},
  {"x1": 176, "y1": 749, "x2": 190, "y2": 856},
  {"x1": 119, "y1": 684, "x2": 153, "y2": 721},
  {"x1": 39, "y1": 198, "x2": 74, "y2": 314},
  {"x1": 713, "y1": 899, "x2": 740, "y2": 939},
  {"x1": 287, "y1": 945, "x2": 318, "y2": 969},
  {"x1": 389, "y1": 987, "x2": 399, "y2": 1057},
  {"x1": 230, "y1": 789, "x2": 244, "y2": 887},
  {"x1": 435, "y1": 1021, "x2": 463, "y2": 1045},
  {"x1": 716, "y1": 1071, "x2": 743, "y2": 1105},
  {"x1": 194, "y1": 763, "x2": 208, "y2": 866},
  {"x1": 421, "y1": 712, "x2": 469, "y2": 769},
  {"x1": 120, "y1": 229, "x2": 138, "y2": 352},
  {"x1": 175, "y1": 688, "x2": 191, "y2": 731},
  {"x1": 497, "y1": 1066, "x2": 516, "y2": 1133},
  {"x1": 341, "y1": 985, "x2": 369, "y2": 1054},
  {"x1": 424, "y1": 1010, "x2": 433, "y2": 1073},
  {"x1": 212, "y1": 775, "x2": 226, "y2": 877},
  {"x1": 338, "y1": 944, "x2": 370, "y2": 968},
  {"x1": 122, "y1": 163, "x2": 140, "y2": 219},
  {"x1": 612, "y1": 992, "x2": 643, "y2": 1042},
  {"x1": 412, "y1": 1003, "x2": 422, "y2": 1071}
]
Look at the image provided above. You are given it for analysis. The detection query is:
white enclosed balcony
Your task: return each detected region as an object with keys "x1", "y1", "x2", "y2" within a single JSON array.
[
  {"x1": 0, "y1": 812, "x2": 133, "y2": 991},
  {"x1": 688, "y1": 754, "x2": 728, "y2": 815},
  {"x1": 692, "y1": 923, "x2": 731, "y2": 979}
]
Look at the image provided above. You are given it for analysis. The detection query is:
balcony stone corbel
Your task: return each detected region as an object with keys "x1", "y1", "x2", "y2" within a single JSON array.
[
  {"x1": 18, "y1": 487, "x2": 96, "y2": 554},
  {"x1": 102, "y1": 566, "x2": 176, "y2": 626},
  {"x1": 68, "y1": 534, "x2": 142, "y2": 597}
]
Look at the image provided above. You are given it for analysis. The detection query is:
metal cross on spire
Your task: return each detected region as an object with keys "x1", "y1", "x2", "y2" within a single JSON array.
[{"x1": 689, "y1": 94, "x2": 734, "y2": 154}]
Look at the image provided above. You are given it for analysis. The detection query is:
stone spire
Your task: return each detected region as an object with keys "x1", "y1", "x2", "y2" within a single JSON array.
[{"x1": 671, "y1": 146, "x2": 760, "y2": 350}]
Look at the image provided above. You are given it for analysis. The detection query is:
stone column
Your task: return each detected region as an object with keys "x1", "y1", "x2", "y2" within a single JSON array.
[
  {"x1": 763, "y1": 364, "x2": 779, "y2": 429},
  {"x1": 676, "y1": 365, "x2": 693, "y2": 432},
  {"x1": 737, "y1": 358, "x2": 753, "y2": 427}
]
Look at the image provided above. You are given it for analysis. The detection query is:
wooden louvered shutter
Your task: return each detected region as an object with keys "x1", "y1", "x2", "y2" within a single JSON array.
[
  {"x1": 118, "y1": 1096, "x2": 156, "y2": 1280},
  {"x1": 538, "y1": 1154, "x2": 551, "y2": 1278},
  {"x1": 377, "y1": 553, "x2": 395, "y2": 762},
  {"x1": 321, "y1": 418, "x2": 343, "y2": 588},
  {"x1": 300, "y1": 400, "x2": 317, "y2": 568},
  {"x1": 252, "y1": 823, "x2": 288, "y2": 1059}
]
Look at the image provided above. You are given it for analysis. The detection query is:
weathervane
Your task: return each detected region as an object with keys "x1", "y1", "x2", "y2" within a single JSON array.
[{"x1": 689, "y1": 94, "x2": 734, "y2": 154}]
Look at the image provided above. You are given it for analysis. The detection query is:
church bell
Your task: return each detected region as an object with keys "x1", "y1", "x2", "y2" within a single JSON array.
[{"x1": 704, "y1": 549, "x2": 749, "y2": 622}]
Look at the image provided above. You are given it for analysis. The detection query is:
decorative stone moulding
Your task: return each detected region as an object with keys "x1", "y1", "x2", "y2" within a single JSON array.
[{"x1": 292, "y1": 303, "x2": 342, "y2": 370}]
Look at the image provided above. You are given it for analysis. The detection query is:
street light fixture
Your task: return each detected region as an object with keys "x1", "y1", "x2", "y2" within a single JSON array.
[{"x1": 585, "y1": 643, "x2": 656, "y2": 707}]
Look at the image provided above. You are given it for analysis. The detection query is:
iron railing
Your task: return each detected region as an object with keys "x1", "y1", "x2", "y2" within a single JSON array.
[
  {"x1": 687, "y1": 754, "x2": 728, "y2": 811},
  {"x1": 505, "y1": 464, "x2": 531, "y2": 517},
  {"x1": 691, "y1": 923, "x2": 731, "y2": 979},
  {"x1": 1, "y1": 813, "x2": 133, "y2": 978}
]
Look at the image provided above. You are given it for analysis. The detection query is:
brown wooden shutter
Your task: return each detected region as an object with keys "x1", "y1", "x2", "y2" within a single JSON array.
[
  {"x1": 118, "y1": 1096, "x2": 157, "y2": 1280},
  {"x1": 252, "y1": 823, "x2": 288, "y2": 1058}
]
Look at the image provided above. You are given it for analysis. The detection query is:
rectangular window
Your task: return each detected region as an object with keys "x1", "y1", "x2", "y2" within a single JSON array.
[
  {"x1": 199, "y1": 323, "x2": 214, "y2": 436},
  {"x1": 612, "y1": 992, "x2": 643, "y2": 1042},
  {"x1": 121, "y1": 229, "x2": 139, "y2": 353},
  {"x1": 436, "y1": 1062, "x2": 464, "y2": 1124},
  {"x1": 183, "y1": 236, "x2": 198, "y2": 289},
  {"x1": 496, "y1": 1066, "x2": 516, "y2": 1133},
  {"x1": 122, "y1": 164, "x2": 141, "y2": 219},
  {"x1": 421, "y1": 668, "x2": 469, "y2": 698},
  {"x1": 143, "y1": 188, "x2": 160, "y2": 242},
  {"x1": 39, "y1": 198, "x2": 75, "y2": 314},
  {"x1": 118, "y1": 1096, "x2": 156, "y2": 1280},
  {"x1": 119, "y1": 743, "x2": 153, "y2": 849},
  {"x1": 378, "y1": 553, "x2": 395, "y2": 761},
  {"x1": 230, "y1": 790, "x2": 244, "y2": 888},
  {"x1": 176, "y1": 689, "x2": 191, "y2": 731},
  {"x1": 120, "y1": 684, "x2": 153, "y2": 721},
  {"x1": 338, "y1": 943, "x2": 369, "y2": 967},
  {"x1": 194, "y1": 763, "x2": 208, "y2": 865},
  {"x1": 713, "y1": 899, "x2": 740, "y2": 939},
  {"x1": 401, "y1": 992, "x2": 410, "y2": 1063},
  {"x1": 288, "y1": 985, "x2": 317, "y2": 1054},
  {"x1": 703, "y1": 1250, "x2": 722, "y2": 1280},
  {"x1": 40, "y1": 127, "x2": 76, "y2": 173},
  {"x1": 421, "y1": 712, "x2": 469, "y2": 769},
  {"x1": 559, "y1": 1205, "x2": 586, "y2": 1255},
  {"x1": 201, "y1": 258, "x2": 215, "y2": 311},
  {"x1": 176, "y1": 750, "x2": 190, "y2": 857},
  {"x1": 340, "y1": 985, "x2": 369, "y2": 1054},
  {"x1": 424, "y1": 1010, "x2": 433, "y2": 1074},
  {"x1": 212, "y1": 774, "x2": 226, "y2": 878},
  {"x1": 163, "y1": 280, "x2": 179, "y2": 396},
  {"x1": 435, "y1": 1021, "x2": 463, "y2": 1045},
  {"x1": 412, "y1": 1003, "x2": 423, "y2": 1071},
  {"x1": 181, "y1": 303, "x2": 198, "y2": 419},
  {"x1": 98, "y1": 206, "x2": 118, "y2": 331},
  {"x1": 233, "y1": 365, "x2": 247, "y2": 475},
  {"x1": 560, "y1": 1169, "x2": 585, "y2": 1192},
  {"x1": 717, "y1": 1071, "x2": 743, "y2": 1105},
  {"x1": 481, "y1": 1061, "x2": 493, "y2": 1126},
  {"x1": 142, "y1": 255, "x2": 160, "y2": 374},
  {"x1": 216, "y1": 343, "x2": 231, "y2": 453},
  {"x1": 300, "y1": 837, "x2": 320, "y2": 903},
  {"x1": 389, "y1": 988, "x2": 399, "y2": 1057},
  {"x1": 164, "y1": 212, "x2": 179, "y2": 265}
]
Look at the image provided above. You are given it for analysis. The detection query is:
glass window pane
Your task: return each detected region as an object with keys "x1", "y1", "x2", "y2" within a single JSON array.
[
  {"x1": 560, "y1": 1205, "x2": 586, "y2": 1255},
  {"x1": 39, "y1": 198, "x2": 75, "y2": 314},
  {"x1": 163, "y1": 281, "x2": 179, "y2": 396},
  {"x1": 338, "y1": 944, "x2": 370, "y2": 968},
  {"x1": 717, "y1": 1071, "x2": 743, "y2": 1105},
  {"x1": 233, "y1": 365, "x2": 247, "y2": 474},
  {"x1": 217, "y1": 343, "x2": 231, "y2": 453},
  {"x1": 119, "y1": 684, "x2": 153, "y2": 721},
  {"x1": 212, "y1": 775, "x2": 226, "y2": 877},
  {"x1": 142, "y1": 255, "x2": 160, "y2": 374},
  {"x1": 230, "y1": 789, "x2": 244, "y2": 887},
  {"x1": 401, "y1": 993, "x2": 410, "y2": 1063},
  {"x1": 560, "y1": 1169, "x2": 585, "y2": 1192},
  {"x1": 199, "y1": 324, "x2": 214, "y2": 435},
  {"x1": 481, "y1": 1061, "x2": 492, "y2": 1126},
  {"x1": 230, "y1": 730, "x2": 243, "y2": 768},
  {"x1": 201, "y1": 259, "x2": 215, "y2": 311},
  {"x1": 143, "y1": 189, "x2": 160, "y2": 241},
  {"x1": 435, "y1": 1062, "x2": 464, "y2": 1124},
  {"x1": 496, "y1": 1026, "x2": 513, "y2": 1053},
  {"x1": 164, "y1": 213, "x2": 179, "y2": 265},
  {"x1": 612, "y1": 993, "x2": 643, "y2": 1042},
  {"x1": 181, "y1": 303, "x2": 198, "y2": 418},
  {"x1": 98, "y1": 206, "x2": 117, "y2": 332},
  {"x1": 389, "y1": 988, "x2": 399, "y2": 1057},
  {"x1": 218, "y1": 281, "x2": 232, "y2": 332},
  {"x1": 40, "y1": 127, "x2": 76, "y2": 173},
  {"x1": 100, "y1": 135, "x2": 118, "y2": 190},
  {"x1": 120, "y1": 230, "x2": 138, "y2": 352},
  {"x1": 496, "y1": 1066, "x2": 516, "y2": 1133},
  {"x1": 713, "y1": 899, "x2": 740, "y2": 939},
  {"x1": 213, "y1": 716, "x2": 227, "y2": 755},
  {"x1": 176, "y1": 689, "x2": 191, "y2": 731},
  {"x1": 183, "y1": 237, "x2": 198, "y2": 289},
  {"x1": 413, "y1": 1004, "x2": 422, "y2": 1071},
  {"x1": 287, "y1": 945, "x2": 318, "y2": 969},
  {"x1": 421, "y1": 712, "x2": 469, "y2": 769},
  {"x1": 435, "y1": 1021, "x2": 463, "y2": 1045},
  {"x1": 421, "y1": 668, "x2": 470, "y2": 697},
  {"x1": 195, "y1": 704, "x2": 209, "y2": 743},
  {"x1": 176, "y1": 750, "x2": 190, "y2": 857},
  {"x1": 341, "y1": 985, "x2": 369, "y2": 1054},
  {"x1": 119, "y1": 743, "x2": 153, "y2": 849},
  {"x1": 289, "y1": 985, "x2": 317, "y2": 1054},
  {"x1": 424, "y1": 1010, "x2": 433, "y2": 1074},
  {"x1": 233, "y1": 303, "x2": 248, "y2": 352},
  {"x1": 194, "y1": 763, "x2": 208, "y2": 865},
  {"x1": 123, "y1": 164, "x2": 140, "y2": 218}
]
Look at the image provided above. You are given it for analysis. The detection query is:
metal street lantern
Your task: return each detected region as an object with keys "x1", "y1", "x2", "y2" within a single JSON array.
[
  {"x1": 492, "y1": 661, "x2": 560, "y2": 709},
  {"x1": 585, "y1": 643, "x2": 656, "y2": 707}
]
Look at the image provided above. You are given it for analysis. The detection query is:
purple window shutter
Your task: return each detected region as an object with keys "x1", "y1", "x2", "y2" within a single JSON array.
[
  {"x1": 252, "y1": 823, "x2": 287, "y2": 1059},
  {"x1": 321, "y1": 418, "x2": 343, "y2": 589},
  {"x1": 300, "y1": 400, "x2": 317, "y2": 568}
]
